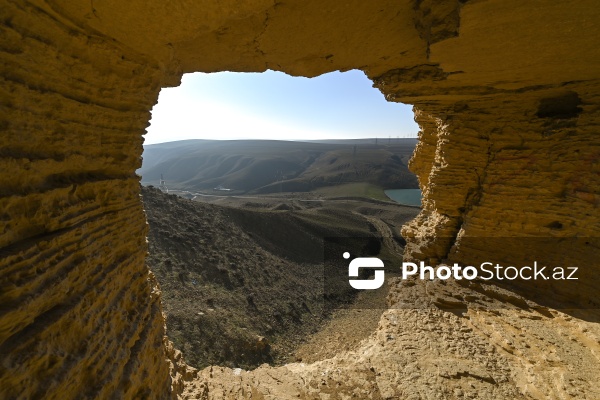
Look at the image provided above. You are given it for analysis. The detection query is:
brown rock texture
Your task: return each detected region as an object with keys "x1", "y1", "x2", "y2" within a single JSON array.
[
  {"x1": 0, "y1": 1, "x2": 173, "y2": 398},
  {"x1": 1, "y1": 0, "x2": 599, "y2": 399},
  {"x1": 178, "y1": 279, "x2": 600, "y2": 399}
]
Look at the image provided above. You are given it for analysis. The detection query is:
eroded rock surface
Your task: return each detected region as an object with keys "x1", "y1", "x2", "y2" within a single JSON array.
[
  {"x1": 1, "y1": 0, "x2": 598, "y2": 399},
  {"x1": 177, "y1": 278, "x2": 600, "y2": 399}
]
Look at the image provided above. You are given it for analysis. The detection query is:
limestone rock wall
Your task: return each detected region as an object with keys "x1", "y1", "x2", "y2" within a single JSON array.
[
  {"x1": 1, "y1": 0, "x2": 599, "y2": 398},
  {"x1": 0, "y1": 1, "x2": 174, "y2": 398},
  {"x1": 401, "y1": 84, "x2": 600, "y2": 308}
]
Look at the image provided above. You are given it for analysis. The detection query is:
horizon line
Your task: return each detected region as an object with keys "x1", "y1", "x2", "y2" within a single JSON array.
[{"x1": 144, "y1": 137, "x2": 419, "y2": 146}]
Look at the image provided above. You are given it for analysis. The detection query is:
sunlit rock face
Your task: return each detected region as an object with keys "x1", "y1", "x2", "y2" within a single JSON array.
[
  {"x1": 1, "y1": 0, "x2": 598, "y2": 399},
  {"x1": 0, "y1": 2, "x2": 175, "y2": 399}
]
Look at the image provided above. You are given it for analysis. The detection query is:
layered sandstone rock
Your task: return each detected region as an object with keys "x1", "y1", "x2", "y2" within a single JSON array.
[
  {"x1": 0, "y1": 1, "x2": 172, "y2": 398},
  {"x1": 178, "y1": 278, "x2": 600, "y2": 399},
  {"x1": 401, "y1": 83, "x2": 600, "y2": 309},
  {"x1": 1, "y1": 0, "x2": 598, "y2": 399}
]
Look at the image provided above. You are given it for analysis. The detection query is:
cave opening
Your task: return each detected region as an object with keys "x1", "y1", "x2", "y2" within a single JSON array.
[
  {"x1": 143, "y1": 69, "x2": 419, "y2": 144},
  {"x1": 3, "y1": 1, "x2": 599, "y2": 398},
  {"x1": 138, "y1": 69, "x2": 423, "y2": 369}
]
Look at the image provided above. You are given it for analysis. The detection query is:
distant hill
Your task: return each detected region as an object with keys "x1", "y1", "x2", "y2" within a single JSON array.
[{"x1": 138, "y1": 139, "x2": 418, "y2": 194}]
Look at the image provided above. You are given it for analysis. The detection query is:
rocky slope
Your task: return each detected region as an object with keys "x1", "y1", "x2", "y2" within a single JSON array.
[
  {"x1": 178, "y1": 279, "x2": 600, "y2": 399},
  {"x1": 142, "y1": 186, "x2": 418, "y2": 369}
]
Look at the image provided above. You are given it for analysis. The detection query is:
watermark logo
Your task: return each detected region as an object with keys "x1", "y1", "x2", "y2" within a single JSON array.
[
  {"x1": 325, "y1": 237, "x2": 592, "y2": 311},
  {"x1": 343, "y1": 254, "x2": 579, "y2": 291},
  {"x1": 401, "y1": 261, "x2": 578, "y2": 281},
  {"x1": 345, "y1": 252, "x2": 385, "y2": 290}
]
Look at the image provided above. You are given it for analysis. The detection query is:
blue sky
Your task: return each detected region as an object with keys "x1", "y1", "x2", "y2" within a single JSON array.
[{"x1": 145, "y1": 70, "x2": 419, "y2": 144}]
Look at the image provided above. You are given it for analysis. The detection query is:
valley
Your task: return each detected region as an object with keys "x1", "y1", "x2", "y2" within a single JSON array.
[
  {"x1": 142, "y1": 184, "x2": 419, "y2": 370},
  {"x1": 139, "y1": 139, "x2": 418, "y2": 196}
]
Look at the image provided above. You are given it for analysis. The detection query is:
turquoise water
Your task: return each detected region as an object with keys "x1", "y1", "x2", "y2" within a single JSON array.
[{"x1": 384, "y1": 189, "x2": 422, "y2": 206}]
